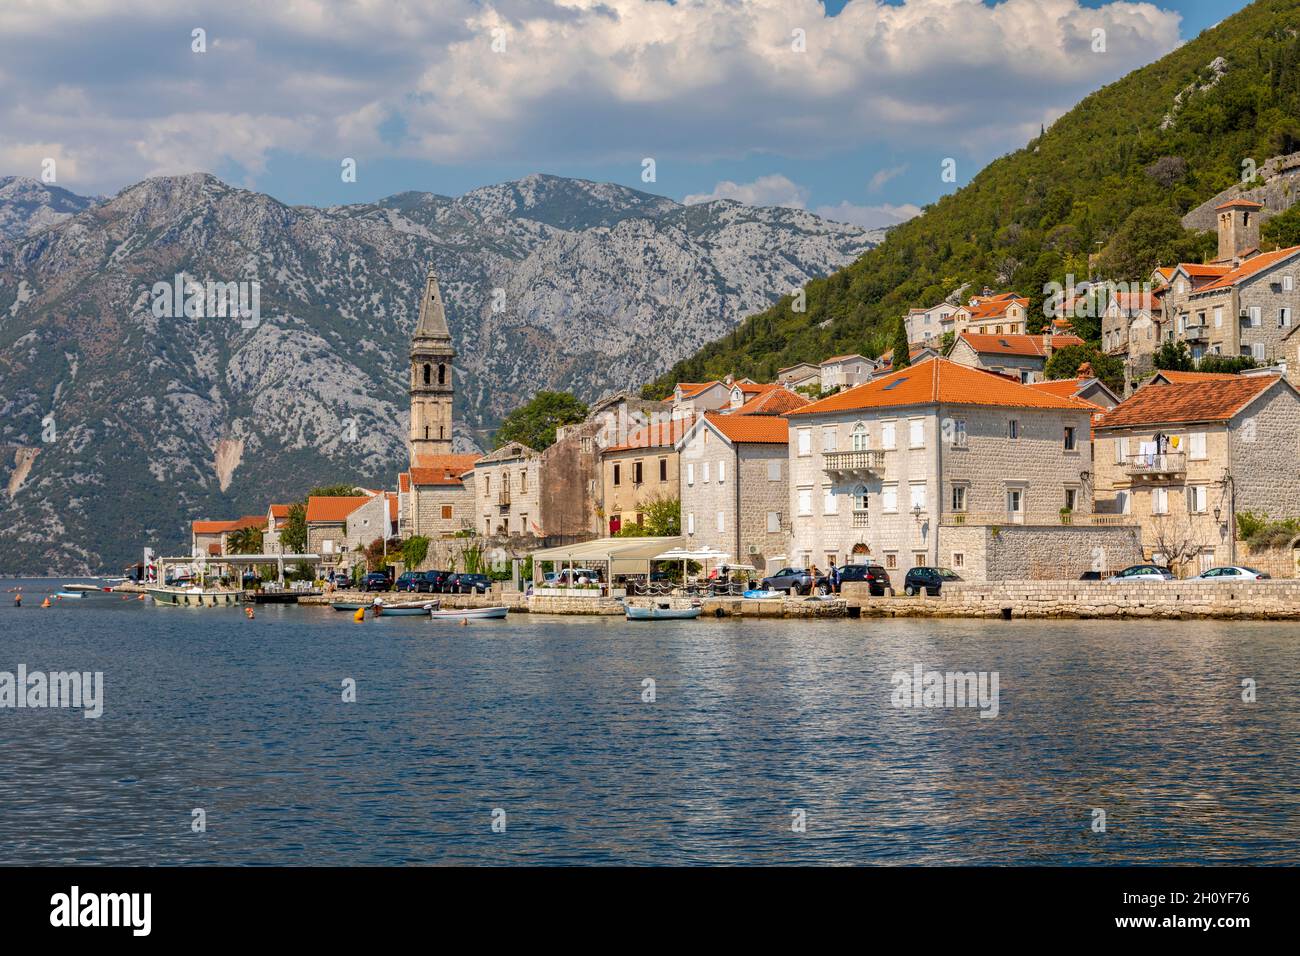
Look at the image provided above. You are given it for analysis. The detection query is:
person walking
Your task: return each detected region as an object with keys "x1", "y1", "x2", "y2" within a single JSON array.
[
  {"x1": 829, "y1": 557, "x2": 841, "y2": 594},
  {"x1": 807, "y1": 563, "x2": 821, "y2": 596}
]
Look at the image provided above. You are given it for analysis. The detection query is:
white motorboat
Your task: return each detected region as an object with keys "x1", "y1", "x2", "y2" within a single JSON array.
[
  {"x1": 429, "y1": 606, "x2": 509, "y2": 620},
  {"x1": 146, "y1": 586, "x2": 245, "y2": 607}
]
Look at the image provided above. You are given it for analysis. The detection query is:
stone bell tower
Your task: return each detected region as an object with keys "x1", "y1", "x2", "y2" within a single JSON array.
[{"x1": 409, "y1": 267, "x2": 455, "y2": 466}]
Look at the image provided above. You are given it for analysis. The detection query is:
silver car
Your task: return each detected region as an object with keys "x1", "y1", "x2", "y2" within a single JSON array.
[
  {"x1": 1104, "y1": 564, "x2": 1174, "y2": 583},
  {"x1": 1190, "y1": 566, "x2": 1271, "y2": 581}
]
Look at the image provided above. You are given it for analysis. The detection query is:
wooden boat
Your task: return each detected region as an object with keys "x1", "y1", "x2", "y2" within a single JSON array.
[
  {"x1": 374, "y1": 600, "x2": 439, "y2": 616},
  {"x1": 429, "y1": 605, "x2": 509, "y2": 620},
  {"x1": 330, "y1": 600, "x2": 373, "y2": 611},
  {"x1": 146, "y1": 586, "x2": 245, "y2": 607},
  {"x1": 625, "y1": 603, "x2": 702, "y2": 621},
  {"x1": 62, "y1": 583, "x2": 108, "y2": 593}
]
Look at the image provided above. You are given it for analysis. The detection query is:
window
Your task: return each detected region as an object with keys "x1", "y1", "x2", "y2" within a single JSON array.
[
  {"x1": 952, "y1": 552, "x2": 965, "y2": 569},
  {"x1": 797, "y1": 487, "x2": 813, "y2": 516},
  {"x1": 613, "y1": 463, "x2": 622, "y2": 486},
  {"x1": 1064, "y1": 426, "x2": 1076, "y2": 451},
  {"x1": 1153, "y1": 487, "x2": 1169, "y2": 515},
  {"x1": 659, "y1": 458, "x2": 668, "y2": 482},
  {"x1": 1285, "y1": 275, "x2": 1295, "y2": 292},
  {"x1": 882, "y1": 484, "x2": 898, "y2": 513},
  {"x1": 822, "y1": 426, "x2": 837, "y2": 452},
  {"x1": 702, "y1": 462, "x2": 710, "y2": 483},
  {"x1": 716, "y1": 511, "x2": 725, "y2": 532},
  {"x1": 767, "y1": 512, "x2": 781, "y2": 533},
  {"x1": 633, "y1": 461, "x2": 642, "y2": 485},
  {"x1": 520, "y1": 513, "x2": 528, "y2": 531},
  {"x1": 1007, "y1": 419, "x2": 1020, "y2": 440},
  {"x1": 1188, "y1": 432, "x2": 1206, "y2": 460},
  {"x1": 767, "y1": 460, "x2": 782, "y2": 481},
  {"x1": 1188, "y1": 485, "x2": 1207, "y2": 513},
  {"x1": 1281, "y1": 307, "x2": 1292, "y2": 329},
  {"x1": 950, "y1": 419, "x2": 967, "y2": 447},
  {"x1": 519, "y1": 470, "x2": 527, "y2": 492},
  {"x1": 909, "y1": 483, "x2": 926, "y2": 512},
  {"x1": 913, "y1": 552, "x2": 926, "y2": 568},
  {"x1": 823, "y1": 485, "x2": 837, "y2": 515},
  {"x1": 1006, "y1": 488, "x2": 1023, "y2": 515},
  {"x1": 687, "y1": 513, "x2": 695, "y2": 534},
  {"x1": 441, "y1": 505, "x2": 453, "y2": 520},
  {"x1": 1253, "y1": 342, "x2": 1266, "y2": 361},
  {"x1": 882, "y1": 421, "x2": 897, "y2": 450},
  {"x1": 951, "y1": 485, "x2": 967, "y2": 512},
  {"x1": 853, "y1": 485, "x2": 869, "y2": 512},
  {"x1": 717, "y1": 461, "x2": 726, "y2": 483},
  {"x1": 1214, "y1": 306, "x2": 1223, "y2": 328},
  {"x1": 1115, "y1": 436, "x2": 1129, "y2": 464},
  {"x1": 686, "y1": 463, "x2": 695, "y2": 486},
  {"x1": 851, "y1": 422, "x2": 868, "y2": 451},
  {"x1": 909, "y1": 418, "x2": 924, "y2": 448},
  {"x1": 1249, "y1": 306, "x2": 1262, "y2": 328},
  {"x1": 797, "y1": 428, "x2": 812, "y2": 457},
  {"x1": 1116, "y1": 490, "x2": 1131, "y2": 515},
  {"x1": 885, "y1": 553, "x2": 898, "y2": 569},
  {"x1": 1064, "y1": 488, "x2": 1077, "y2": 512},
  {"x1": 484, "y1": 475, "x2": 491, "y2": 496}
]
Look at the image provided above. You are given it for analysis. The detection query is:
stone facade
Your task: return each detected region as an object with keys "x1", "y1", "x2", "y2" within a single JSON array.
[
  {"x1": 788, "y1": 398, "x2": 1096, "y2": 579},
  {"x1": 947, "y1": 338, "x2": 1047, "y2": 382},
  {"x1": 678, "y1": 419, "x2": 790, "y2": 573},
  {"x1": 475, "y1": 443, "x2": 542, "y2": 538},
  {"x1": 602, "y1": 437, "x2": 680, "y2": 534},
  {"x1": 938, "y1": 524, "x2": 1141, "y2": 580},
  {"x1": 409, "y1": 475, "x2": 476, "y2": 538}
]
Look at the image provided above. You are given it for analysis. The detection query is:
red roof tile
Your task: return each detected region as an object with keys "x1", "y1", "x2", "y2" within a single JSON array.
[
  {"x1": 1215, "y1": 198, "x2": 1264, "y2": 210},
  {"x1": 1194, "y1": 245, "x2": 1300, "y2": 292},
  {"x1": 957, "y1": 333, "x2": 1084, "y2": 357},
  {"x1": 305, "y1": 496, "x2": 373, "y2": 523},
  {"x1": 732, "y1": 387, "x2": 810, "y2": 416},
  {"x1": 409, "y1": 454, "x2": 481, "y2": 486},
  {"x1": 606, "y1": 417, "x2": 692, "y2": 452},
  {"x1": 704, "y1": 412, "x2": 790, "y2": 443},
  {"x1": 1100, "y1": 376, "x2": 1279, "y2": 428}
]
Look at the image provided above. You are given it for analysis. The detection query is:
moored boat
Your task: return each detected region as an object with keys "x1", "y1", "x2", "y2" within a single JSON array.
[
  {"x1": 374, "y1": 600, "x2": 439, "y2": 616},
  {"x1": 742, "y1": 589, "x2": 783, "y2": 599},
  {"x1": 429, "y1": 605, "x2": 509, "y2": 620},
  {"x1": 625, "y1": 603, "x2": 702, "y2": 621},
  {"x1": 330, "y1": 600, "x2": 372, "y2": 611},
  {"x1": 146, "y1": 586, "x2": 246, "y2": 607}
]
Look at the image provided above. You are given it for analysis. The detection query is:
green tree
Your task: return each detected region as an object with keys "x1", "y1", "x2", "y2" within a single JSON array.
[
  {"x1": 280, "y1": 503, "x2": 307, "y2": 554},
  {"x1": 1197, "y1": 354, "x2": 1256, "y2": 374},
  {"x1": 1044, "y1": 344, "x2": 1124, "y2": 394},
  {"x1": 226, "y1": 525, "x2": 264, "y2": 555},
  {"x1": 615, "y1": 494, "x2": 681, "y2": 537},
  {"x1": 1153, "y1": 339, "x2": 1195, "y2": 371},
  {"x1": 494, "y1": 391, "x2": 589, "y2": 450},
  {"x1": 309, "y1": 484, "x2": 360, "y2": 497},
  {"x1": 1261, "y1": 204, "x2": 1300, "y2": 249},
  {"x1": 401, "y1": 535, "x2": 430, "y2": 571},
  {"x1": 1094, "y1": 206, "x2": 1211, "y2": 282},
  {"x1": 890, "y1": 317, "x2": 911, "y2": 370}
]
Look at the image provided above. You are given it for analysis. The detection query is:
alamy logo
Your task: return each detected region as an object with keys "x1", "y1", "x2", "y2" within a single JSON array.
[
  {"x1": 50, "y1": 886, "x2": 151, "y2": 936},
  {"x1": 891, "y1": 662, "x2": 999, "y2": 718},
  {"x1": 0, "y1": 665, "x2": 103, "y2": 718},
  {"x1": 151, "y1": 273, "x2": 261, "y2": 328}
]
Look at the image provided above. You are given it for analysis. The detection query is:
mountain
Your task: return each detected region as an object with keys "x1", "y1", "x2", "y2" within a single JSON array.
[
  {"x1": 0, "y1": 172, "x2": 874, "y2": 573},
  {"x1": 645, "y1": 0, "x2": 1300, "y2": 394},
  {"x1": 0, "y1": 176, "x2": 99, "y2": 240}
]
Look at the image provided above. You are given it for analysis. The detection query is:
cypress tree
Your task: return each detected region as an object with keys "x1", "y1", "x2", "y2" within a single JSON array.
[{"x1": 891, "y1": 317, "x2": 911, "y2": 370}]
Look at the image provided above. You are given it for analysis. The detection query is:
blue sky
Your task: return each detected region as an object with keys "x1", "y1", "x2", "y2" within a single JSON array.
[{"x1": 0, "y1": 0, "x2": 1246, "y2": 229}]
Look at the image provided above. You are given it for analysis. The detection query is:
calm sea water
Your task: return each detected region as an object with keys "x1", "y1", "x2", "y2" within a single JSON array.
[{"x1": 1, "y1": 578, "x2": 1297, "y2": 865}]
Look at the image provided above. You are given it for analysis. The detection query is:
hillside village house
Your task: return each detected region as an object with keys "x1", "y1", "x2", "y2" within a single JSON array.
[
  {"x1": 777, "y1": 362, "x2": 821, "y2": 391},
  {"x1": 785, "y1": 358, "x2": 1138, "y2": 580},
  {"x1": 1093, "y1": 374, "x2": 1300, "y2": 575},
  {"x1": 819, "y1": 354, "x2": 876, "y2": 391},
  {"x1": 1176, "y1": 245, "x2": 1300, "y2": 364},
  {"x1": 949, "y1": 292, "x2": 1030, "y2": 336},
  {"x1": 1101, "y1": 289, "x2": 1164, "y2": 383},
  {"x1": 399, "y1": 454, "x2": 481, "y2": 539},
  {"x1": 1026, "y1": 371, "x2": 1121, "y2": 412},
  {"x1": 904, "y1": 302, "x2": 957, "y2": 346},
  {"x1": 475, "y1": 443, "x2": 541, "y2": 539},
  {"x1": 190, "y1": 515, "x2": 266, "y2": 558},
  {"x1": 873, "y1": 344, "x2": 939, "y2": 376},
  {"x1": 305, "y1": 495, "x2": 374, "y2": 568},
  {"x1": 677, "y1": 409, "x2": 804, "y2": 574},
  {"x1": 600, "y1": 418, "x2": 689, "y2": 535},
  {"x1": 262, "y1": 504, "x2": 293, "y2": 554},
  {"x1": 947, "y1": 332, "x2": 1085, "y2": 383}
]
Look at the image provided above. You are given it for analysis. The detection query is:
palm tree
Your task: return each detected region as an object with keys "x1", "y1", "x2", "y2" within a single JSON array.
[{"x1": 227, "y1": 526, "x2": 264, "y2": 555}]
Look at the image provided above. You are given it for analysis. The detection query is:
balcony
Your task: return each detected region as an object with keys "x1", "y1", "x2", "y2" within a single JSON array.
[
  {"x1": 852, "y1": 511, "x2": 869, "y2": 528},
  {"x1": 939, "y1": 513, "x2": 1135, "y2": 528},
  {"x1": 1183, "y1": 325, "x2": 1208, "y2": 342},
  {"x1": 1123, "y1": 452, "x2": 1186, "y2": 479},
  {"x1": 822, "y1": 449, "x2": 885, "y2": 476},
  {"x1": 497, "y1": 491, "x2": 511, "y2": 507}
]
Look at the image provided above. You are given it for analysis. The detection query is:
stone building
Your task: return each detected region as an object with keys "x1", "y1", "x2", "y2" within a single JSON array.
[
  {"x1": 949, "y1": 292, "x2": 1030, "y2": 336},
  {"x1": 946, "y1": 333, "x2": 1084, "y2": 384},
  {"x1": 1093, "y1": 373, "x2": 1300, "y2": 575},
  {"x1": 677, "y1": 412, "x2": 797, "y2": 574},
  {"x1": 601, "y1": 417, "x2": 689, "y2": 535},
  {"x1": 190, "y1": 515, "x2": 266, "y2": 558},
  {"x1": 408, "y1": 269, "x2": 456, "y2": 465},
  {"x1": 785, "y1": 358, "x2": 1103, "y2": 579},
  {"x1": 819, "y1": 354, "x2": 876, "y2": 391},
  {"x1": 1176, "y1": 245, "x2": 1300, "y2": 364},
  {"x1": 305, "y1": 495, "x2": 373, "y2": 568},
  {"x1": 1101, "y1": 289, "x2": 1164, "y2": 387},
  {"x1": 474, "y1": 442, "x2": 541, "y2": 539},
  {"x1": 401, "y1": 454, "x2": 480, "y2": 539}
]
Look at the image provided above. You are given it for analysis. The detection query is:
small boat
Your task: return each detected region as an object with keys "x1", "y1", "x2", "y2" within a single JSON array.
[
  {"x1": 62, "y1": 583, "x2": 107, "y2": 593},
  {"x1": 146, "y1": 586, "x2": 245, "y2": 607},
  {"x1": 742, "y1": 589, "x2": 783, "y2": 600},
  {"x1": 429, "y1": 606, "x2": 509, "y2": 620},
  {"x1": 374, "y1": 601, "x2": 439, "y2": 616},
  {"x1": 55, "y1": 591, "x2": 85, "y2": 599},
  {"x1": 330, "y1": 600, "x2": 373, "y2": 611},
  {"x1": 625, "y1": 603, "x2": 702, "y2": 621}
]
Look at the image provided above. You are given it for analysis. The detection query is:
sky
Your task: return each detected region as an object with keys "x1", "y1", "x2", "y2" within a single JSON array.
[{"x1": 0, "y1": 0, "x2": 1247, "y2": 229}]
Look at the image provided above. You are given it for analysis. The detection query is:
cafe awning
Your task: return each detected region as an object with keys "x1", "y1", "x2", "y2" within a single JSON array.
[{"x1": 530, "y1": 536, "x2": 687, "y2": 578}]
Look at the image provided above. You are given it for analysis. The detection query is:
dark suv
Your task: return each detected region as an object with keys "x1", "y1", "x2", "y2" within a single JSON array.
[
  {"x1": 760, "y1": 567, "x2": 829, "y2": 596},
  {"x1": 414, "y1": 570, "x2": 453, "y2": 593},
  {"x1": 362, "y1": 571, "x2": 393, "y2": 592},
  {"x1": 446, "y1": 573, "x2": 491, "y2": 594},
  {"x1": 834, "y1": 563, "x2": 891, "y2": 596},
  {"x1": 903, "y1": 566, "x2": 961, "y2": 596},
  {"x1": 395, "y1": 571, "x2": 423, "y2": 592}
]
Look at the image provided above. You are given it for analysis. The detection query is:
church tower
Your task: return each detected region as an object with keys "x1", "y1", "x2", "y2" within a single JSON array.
[{"x1": 409, "y1": 267, "x2": 455, "y2": 466}]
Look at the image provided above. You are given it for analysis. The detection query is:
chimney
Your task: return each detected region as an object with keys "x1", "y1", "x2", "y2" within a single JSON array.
[
  {"x1": 1215, "y1": 198, "x2": 1263, "y2": 263},
  {"x1": 1076, "y1": 361, "x2": 1093, "y2": 378}
]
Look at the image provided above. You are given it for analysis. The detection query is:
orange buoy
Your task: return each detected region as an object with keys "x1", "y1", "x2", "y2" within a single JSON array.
[
  {"x1": 460, "y1": 618, "x2": 469, "y2": 626},
  {"x1": 41, "y1": 597, "x2": 51, "y2": 608},
  {"x1": 137, "y1": 594, "x2": 145, "y2": 600},
  {"x1": 353, "y1": 607, "x2": 365, "y2": 623},
  {"x1": 244, "y1": 606, "x2": 255, "y2": 619}
]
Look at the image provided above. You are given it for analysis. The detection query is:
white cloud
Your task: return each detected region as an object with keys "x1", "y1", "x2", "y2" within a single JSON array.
[
  {"x1": 684, "y1": 175, "x2": 809, "y2": 208},
  {"x1": 869, "y1": 165, "x2": 908, "y2": 192},
  {"x1": 0, "y1": 0, "x2": 1184, "y2": 195},
  {"x1": 813, "y1": 201, "x2": 922, "y2": 230}
]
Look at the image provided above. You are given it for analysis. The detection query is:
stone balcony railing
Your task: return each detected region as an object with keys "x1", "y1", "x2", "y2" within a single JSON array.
[
  {"x1": 1124, "y1": 452, "x2": 1186, "y2": 478},
  {"x1": 822, "y1": 449, "x2": 886, "y2": 476},
  {"x1": 938, "y1": 512, "x2": 1135, "y2": 527}
]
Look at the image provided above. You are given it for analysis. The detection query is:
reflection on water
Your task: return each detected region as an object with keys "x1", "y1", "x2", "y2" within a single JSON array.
[{"x1": 1, "y1": 580, "x2": 1297, "y2": 865}]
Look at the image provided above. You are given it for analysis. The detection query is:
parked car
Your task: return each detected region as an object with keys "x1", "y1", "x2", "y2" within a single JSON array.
[
  {"x1": 395, "y1": 571, "x2": 423, "y2": 592},
  {"x1": 555, "y1": 568, "x2": 601, "y2": 586},
  {"x1": 447, "y1": 573, "x2": 492, "y2": 594},
  {"x1": 903, "y1": 566, "x2": 962, "y2": 596},
  {"x1": 415, "y1": 570, "x2": 454, "y2": 593},
  {"x1": 1104, "y1": 564, "x2": 1174, "y2": 583},
  {"x1": 834, "y1": 563, "x2": 892, "y2": 596},
  {"x1": 1078, "y1": 570, "x2": 1103, "y2": 581},
  {"x1": 760, "y1": 567, "x2": 820, "y2": 595},
  {"x1": 362, "y1": 571, "x2": 392, "y2": 592},
  {"x1": 1190, "y1": 565, "x2": 1271, "y2": 581}
]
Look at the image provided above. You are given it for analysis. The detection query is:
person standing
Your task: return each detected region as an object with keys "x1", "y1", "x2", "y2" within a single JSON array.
[{"x1": 829, "y1": 557, "x2": 841, "y2": 594}]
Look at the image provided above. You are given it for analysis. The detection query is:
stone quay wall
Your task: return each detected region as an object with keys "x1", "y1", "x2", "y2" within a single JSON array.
[{"x1": 842, "y1": 579, "x2": 1300, "y2": 619}]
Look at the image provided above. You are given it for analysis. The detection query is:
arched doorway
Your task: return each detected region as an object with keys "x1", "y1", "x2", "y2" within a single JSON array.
[{"x1": 851, "y1": 543, "x2": 870, "y2": 565}]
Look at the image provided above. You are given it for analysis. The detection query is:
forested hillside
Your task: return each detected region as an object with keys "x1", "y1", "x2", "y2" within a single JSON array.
[{"x1": 646, "y1": 0, "x2": 1300, "y2": 395}]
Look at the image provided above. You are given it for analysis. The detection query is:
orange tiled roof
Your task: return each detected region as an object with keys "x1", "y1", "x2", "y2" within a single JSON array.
[
  {"x1": 268, "y1": 504, "x2": 291, "y2": 519},
  {"x1": 704, "y1": 411, "x2": 790, "y2": 443},
  {"x1": 398, "y1": 472, "x2": 411, "y2": 493},
  {"x1": 966, "y1": 294, "x2": 1029, "y2": 321},
  {"x1": 877, "y1": 344, "x2": 932, "y2": 366},
  {"x1": 1111, "y1": 291, "x2": 1158, "y2": 313},
  {"x1": 958, "y1": 333, "x2": 1084, "y2": 357},
  {"x1": 1194, "y1": 245, "x2": 1300, "y2": 293},
  {"x1": 386, "y1": 492, "x2": 398, "y2": 522},
  {"x1": 1151, "y1": 370, "x2": 1241, "y2": 384},
  {"x1": 789, "y1": 358, "x2": 1097, "y2": 416},
  {"x1": 191, "y1": 516, "x2": 266, "y2": 534},
  {"x1": 733, "y1": 381, "x2": 778, "y2": 396},
  {"x1": 822, "y1": 353, "x2": 867, "y2": 364},
  {"x1": 1178, "y1": 262, "x2": 1231, "y2": 278},
  {"x1": 409, "y1": 453, "x2": 481, "y2": 485},
  {"x1": 676, "y1": 381, "x2": 720, "y2": 399},
  {"x1": 1100, "y1": 376, "x2": 1279, "y2": 428},
  {"x1": 305, "y1": 495, "x2": 373, "y2": 523},
  {"x1": 1215, "y1": 198, "x2": 1264, "y2": 210},
  {"x1": 606, "y1": 417, "x2": 692, "y2": 452},
  {"x1": 733, "y1": 387, "x2": 811, "y2": 416}
]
